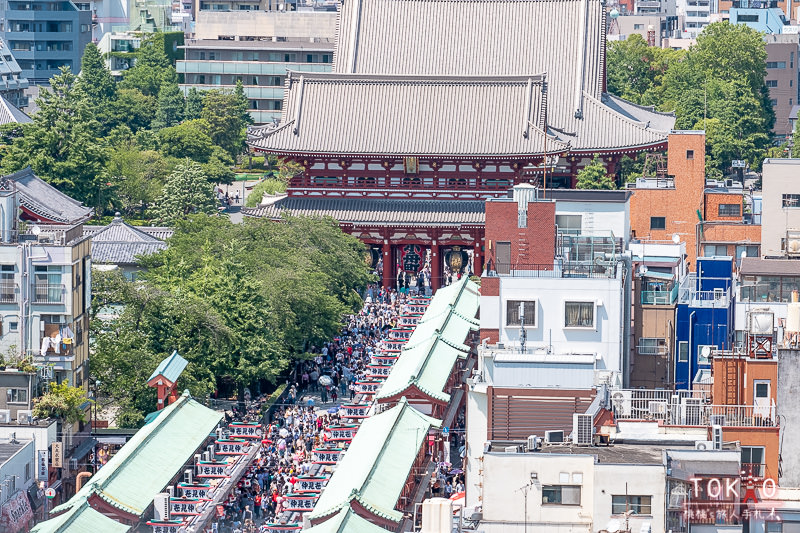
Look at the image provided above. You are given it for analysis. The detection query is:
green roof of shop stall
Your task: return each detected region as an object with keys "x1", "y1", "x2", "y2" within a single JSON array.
[
  {"x1": 309, "y1": 398, "x2": 441, "y2": 523},
  {"x1": 303, "y1": 507, "x2": 392, "y2": 533},
  {"x1": 50, "y1": 391, "x2": 222, "y2": 518},
  {"x1": 31, "y1": 499, "x2": 131, "y2": 533}
]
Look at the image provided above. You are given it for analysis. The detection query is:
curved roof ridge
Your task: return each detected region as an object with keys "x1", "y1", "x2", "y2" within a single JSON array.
[{"x1": 604, "y1": 93, "x2": 675, "y2": 117}]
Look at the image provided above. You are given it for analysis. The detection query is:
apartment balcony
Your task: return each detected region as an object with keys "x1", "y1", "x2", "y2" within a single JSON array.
[
  {"x1": 641, "y1": 285, "x2": 678, "y2": 305},
  {"x1": 33, "y1": 284, "x2": 65, "y2": 304},
  {"x1": 612, "y1": 391, "x2": 778, "y2": 428},
  {"x1": 678, "y1": 274, "x2": 731, "y2": 308},
  {"x1": 741, "y1": 462, "x2": 765, "y2": 478},
  {"x1": 0, "y1": 283, "x2": 18, "y2": 304},
  {"x1": 490, "y1": 262, "x2": 618, "y2": 279}
]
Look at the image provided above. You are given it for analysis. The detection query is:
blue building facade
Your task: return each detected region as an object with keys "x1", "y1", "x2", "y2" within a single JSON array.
[
  {"x1": 729, "y1": 7, "x2": 787, "y2": 34},
  {"x1": 674, "y1": 257, "x2": 735, "y2": 390},
  {"x1": 2, "y1": 0, "x2": 92, "y2": 84}
]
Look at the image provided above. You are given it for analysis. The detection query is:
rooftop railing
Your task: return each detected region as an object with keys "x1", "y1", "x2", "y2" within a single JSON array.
[{"x1": 490, "y1": 262, "x2": 617, "y2": 279}]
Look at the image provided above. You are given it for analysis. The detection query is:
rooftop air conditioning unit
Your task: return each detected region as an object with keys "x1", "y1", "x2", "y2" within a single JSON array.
[
  {"x1": 544, "y1": 430, "x2": 564, "y2": 443},
  {"x1": 611, "y1": 390, "x2": 632, "y2": 417},
  {"x1": 695, "y1": 440, "x2": 714, "y2": 450},
  {"x1": 572, "y1": 414, "x2": 593, "y2": 446},
  {"x1": 16, "y1": 410, "x2": 32, "y2": 425},
  {"x1": 0, "y1": 409, "x2": 11, "y2": 424},
  {"x1": 648, "y1": 401, "x2": 668, "y2": 420},
  {"x1": 153, "y1": 493, "x2": 170, "y2": 521},
  {"x1": 503, "y1": 446, "x2": 518, "y2": 453},
  {"x1": 183, "y1": 468, "x2": 193, "y2": 484},
  {"x1": 712, "y1": 425, "x2": 723, "y2": 450},
  {"x1": 682, "y1": 398, "x2": 703, "y2": 425},
  {"x1": 526, "y1": 435, "x2": 541, "y2": 452}
]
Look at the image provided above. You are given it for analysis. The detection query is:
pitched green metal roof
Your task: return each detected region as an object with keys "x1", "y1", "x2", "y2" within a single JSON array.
[
  {"x1": 147, "y1": 350, "x2": 189, "y2": 383},
  {"x1": 309, "y1": 398, "x2": 441, "y2": 523},
  {"x1": 376, "y1": 336, "x2": 463, "y2": 403},
  {"x1": 51, "y1": 391, "x2": 222, "y2": 517},
  {"x1": 304, "y1": 507, "x2": 392, "y2": 533},
  {"x1": 30, "y1": 499, "x2": 131, "y2": 533}
]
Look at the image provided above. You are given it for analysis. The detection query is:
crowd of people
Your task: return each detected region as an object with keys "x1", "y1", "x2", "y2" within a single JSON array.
[{"x1": 211, "y1": 285, "x2": 413, "y2": 532}]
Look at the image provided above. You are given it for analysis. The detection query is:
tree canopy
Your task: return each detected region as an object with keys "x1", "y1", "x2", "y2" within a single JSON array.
[
  {"x1": 91, "y1": 215, "x2": 371, "y2": 426},
  {"x1": 576, "y1": 155, "x2": 617, "y2": 189},
  {"x1": 607, "y1": 22, "x2": 774, "y2": 174}
]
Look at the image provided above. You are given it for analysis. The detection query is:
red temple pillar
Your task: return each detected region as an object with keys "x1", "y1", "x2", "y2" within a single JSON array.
[
  {"x1": 382, "y1": 241, "x2": 392, "y2": 290},
  {"x1": 570, "y1": 157, "x2": 579, "y2": 189},
  {"x1": 431, "y1": 241, "x2": 440, "y2": 291},
  {"x1": 473, "y1": 241, "x2": 483, "y2": 275}
]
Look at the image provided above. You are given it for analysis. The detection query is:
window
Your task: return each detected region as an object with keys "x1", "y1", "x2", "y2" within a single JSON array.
[
  {"x1": 755, "y1": 381, "x2": 770, "y2": 399},
  {"x1": 506, "y1": 300, "x2": 536, "y2": 327},
  {"x1": 771, "y1": 99, "x2": 778, "y2": 107},
  {"x1": 634, "y1": 23, "x2": 644, "y2": 29},
  {"x1": 565, "y1": 301, "x2": 594, "y2": 328},
  {"x1": 737, "y1": 14, "x2": 759, "y2": 21},
  {"x1": 638, "y1": 337, "x2": 666, "y2": 355},
  {"x1": 767, "y1": 61, "x2": 787, "y2": 69},
  {"x1": 306, "y1": 54, "x2": 313, "y2": 63},
  {"x1": 783, "y1": 194, "x2": 800, "y2": 207},
  {"x1": 678, "y1": 341, "x2": 689, "y2": 362},
  {"x1": 718, "y1": 203, "x2": 741, "y2": 217},
  {"x1": 496, "y1": 241, "x2": 511, "y2": 274},
  {"x1": 767, "y1": 522, "x2": 783, "y2": 532},
  {"x1": 25, "y1": 462, "x2": 30, "y2": 481},
  {"x1": 704, "y1": 244, "x2": 728, "y2": 256},
  {"x1": 735, "y1": 245, "x2": 759, "y2": 266},
  {"x1": 686, "y1": 149, "x2": 694, "y2": 159},
  {"x1": 766, "y1": 80, "x2": 778, "y2": 88},
  {"x1": 542, "y1": 485, "x2": 581, "y2": 505},
  {"x1": 697, "y1": 344, "x2": 715, "y2": 365},
  {"x1": 8, "y1": 322, "x2": 17, "y2": 332},
  {"x1": 742, "y1": 446, "x2": 765, "y2": 477},
  {"x1": 6, "y1": 388, "x2": 27, "y2": 404},
  {"x1": 650, "y1": 217, "x2": 666, "y2": 230},
  {"x1": 556, "y1": 214, "x2": 582, "y2": 235},
  {"x1": 612, "y1": 495, "x2": 652, "y2": 515}
]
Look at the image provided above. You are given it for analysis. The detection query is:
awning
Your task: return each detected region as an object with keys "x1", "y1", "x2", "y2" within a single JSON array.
[
  {"x1": 71, "y1": 438, "x2": 96, "y2": 461},
  {"x1": 642, "y1": 271, "x2": 675, "y2": 281},
  {"x1": 27, "y1": 484, "x2": 43, "y2": 511}
]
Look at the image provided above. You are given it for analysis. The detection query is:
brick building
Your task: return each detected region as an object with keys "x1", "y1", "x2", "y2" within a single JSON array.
[{"x1": 629, "y1": 131, "x2": 707, "y2": 270}]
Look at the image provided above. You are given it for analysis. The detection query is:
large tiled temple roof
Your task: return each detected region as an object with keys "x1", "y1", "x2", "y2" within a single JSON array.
[
  {"x1": 241, "y1": 196, "x2": 486, "y2": 225},
  {"x1": 249, "y1": 0, "x2": 675, "y2": 158},
  {"x1": 1, "y1": 167, "x2": 92, "y2": 224},
  {"x1": 249, "y1": 73, "x2": 568, "y2": 157}
]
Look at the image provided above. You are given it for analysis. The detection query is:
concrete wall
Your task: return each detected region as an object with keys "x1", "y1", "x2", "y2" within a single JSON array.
[
  {"x1": 194, "y1": 11, "x2": 337, "y2": 40},
  {"x1": 554, "y1": 199, "x2": 630, "y2": 246},
  {"x1": 764, "y1": 34, "x2": 800, "y2": 138},
  {"x1": 465, "y1": 384, "x2": 488, "y2": 509},
  {"x1": 778, "y1": 347, "x2": 800, "y2": 486},
  {"x1": 761, "y1": 159, "x2": 800, "y2": 257},
  {"x1": 594, "y1": 463, "x2": 666, "y2": 533},
  {"x1": 0, "y1": 439, "x2": 35, "y2": 506},
  {"x1": 480, "y1": 274, "x2": 625, "y2": 372}
]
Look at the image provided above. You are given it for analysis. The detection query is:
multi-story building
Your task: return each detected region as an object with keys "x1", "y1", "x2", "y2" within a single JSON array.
[
  {"x1": 1, "y1": 0, "x2": 92, "y2": 84},
  {"x1": 765, "y1": 34, "x2": 798, "y2": 138},
  {"x1": 700, "y1": 184, "x2": 761, "y2": 265},
  {"x1": 177, "y1": 10, "x2": 336, "y2": 124},
  {"x1": 611, "y1": 14, "x2": 680, "y2": 46},
  {"x1": 0, "y1": 38, "x2": 30, "y2": 112},
  {"x1": 0, "y1": 168, "x2": 92, "y2": 393},
  {"x1": 678, "y1": 0, "x2": 712, "y2": 38},
  {"x1": 628, "y1": 240, "x2": 687, "y2": 388},
  {"x1": 96, "y1": 32, "x2": 140, "y2": 78},
  {"x1": 628, "y1": 131, "x2": 706, "y2": 271},
  {"x1": 674, "y1": 256, "x2": 735, "y2": 390},
  {"x1": 0, "y1": 437, "x2": 36, "y2": 533},
  {"x1": 761, "y1": 158, "x2": 800, "y2": 257}
]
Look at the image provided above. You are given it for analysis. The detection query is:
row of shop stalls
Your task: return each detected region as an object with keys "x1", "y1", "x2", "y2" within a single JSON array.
[
  {"x1": 29, "y1": 389, "x2": 268, "y2": 533},
  {"x1": 263, "y1": 276, "x2": 480, "y2": 533}
]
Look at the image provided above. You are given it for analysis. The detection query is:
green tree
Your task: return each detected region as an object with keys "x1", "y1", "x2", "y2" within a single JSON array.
[
  {"x1": 157, "y1": 119, "x2": 215, "y2": 161},
  {"x1": 76, "y1": 43, "x2": 117, "y2": 115},
  {"x1": 245, "y1": 178, "x2": 287, "y2": 207},
  {"x1": 33, "y1": 382, "x2": 90, "y2": 424},
  {"x1": 234, "y1": 80, "x2": 253, "y2": 126},
  {"x1": 576, "y1": 155, "x2": 616, "y2": 189},
  {"x1": 2, "y1": 68, "x2": 108, "y2": 208},
  {"x1": 185, "y1": 88, "x2": 205, "y2": 120},
  {"x1": 120, "y1": 34, "x2": 173, "y2": 97},
  {"x1": 153, "y1": 159, "x2": 218, "y2": 223},
  {"x1": 201, "y1": 90, "x2": 247, "y2": 158},
  {"x1": 107, "y1": 88, "x2": 157, "y2": 132},
  {"x1": 106, "y1": 144, "x2": 172, "y2": 216},
  {"x1": 152, "y1": 71, "x2": 185, "y2": 130}
]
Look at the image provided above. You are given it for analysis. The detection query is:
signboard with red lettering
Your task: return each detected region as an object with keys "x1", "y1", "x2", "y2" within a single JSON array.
[
  {"x1": 326, "y1": 425, "x2": 358, "y2": 442},
  {"x1": 0, "y1": 488, "x2": 34, "y2": 533},
  {"x1": 283, "y1": 493, "x2": 318, "y2": 512},
  {"x1": 341, "y1": 403, "x2": 370, "y2": 419},
  {"x1": 389, "y1": 328, "x2": 413, "y2": 340},
  {"x1": 178, "y1": 483, "x2": 212, "y2": 500},
  {"x1": 146, "y1": 520, "x2": 184, "y2": 533},
  {"x1": 229, "y1": 423, "x2": 263, "y2": 439},
  {"x1": 355, "y1": 381, "x2": 382, "y2": 395},
  {"x1": 313, "y1": 448, "x2": 342, "y2": 464},
  {"x1": 196, "y1": 460, "x2": 230, "y2": 478},
  {"x1": 383, "y1": 340, "x2": 406, "y2": 351},
  {"x1": 169, "y1": 498, "x2": 202, "y2": 516},
  {"x1": 215, "y1": 439, "x2": 248, "y2": 455},
  {"x1": 295, "y1": 476, "x2": 329, "y2": 493},
  {"x1": 367, "y1": 365, "x2": 392, "y2": 379}
]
